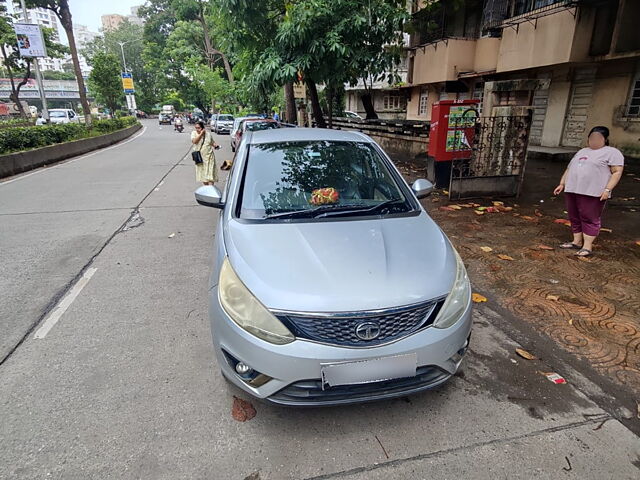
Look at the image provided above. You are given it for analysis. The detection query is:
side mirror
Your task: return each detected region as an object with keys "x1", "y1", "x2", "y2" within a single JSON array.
[
  {"x1": 195, "y1": 185, "x2": 225, "y2": 209},
  {"x1": 411, "y1": 179, "x2": 434, "y2": 199}
]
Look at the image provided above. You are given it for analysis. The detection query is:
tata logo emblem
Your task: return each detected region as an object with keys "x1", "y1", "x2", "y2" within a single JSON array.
[{"x1": 355, "y1": 322, "x2": 381, "y2": 341}]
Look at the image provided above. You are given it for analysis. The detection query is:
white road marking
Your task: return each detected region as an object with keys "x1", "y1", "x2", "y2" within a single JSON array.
[
  {"x1": 0, "y1": 126, "x2": 147, "y2": 186},
  {"x1": 34, "y1": 268, "x2": 98, "y2": 339}
]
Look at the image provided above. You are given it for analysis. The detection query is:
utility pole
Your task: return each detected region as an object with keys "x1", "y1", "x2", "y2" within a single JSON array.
[{"x1": 19, "y1": 0, "x2": 48, "y2": 121}]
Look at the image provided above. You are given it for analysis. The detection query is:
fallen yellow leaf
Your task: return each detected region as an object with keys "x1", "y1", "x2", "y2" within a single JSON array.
[
  {"x1": 497, "y1": 254, "x2": 514, "y2": 261},
  {"x1": 546, "y1": 294, "x2": 560, "y2": 301},
  {"x1": 600, "y1": 228, "x2": 612, "y2": 233},
  {"x1": 443, "y1": 190, "x2": 449, "y2": 195},
  {"x1": 537, "y1": 245, "x2": 554, "y2": 250},
  {"x1": 449, "y1": 205, "x2": 463, "y2": 210},
  {"x1": 480, "y1": 246, "x2": 493, "y2": 252},
  {"x1": 569, "y1": 319, "x2": 573, "y2": 325},
  {"x1": 474, "y1": 210, "x2": 485, "y2": 215},
  {"x1": 472, "y1": 293, "x2": 487, "y2": 303},
  {"x1": 515, "y1": 348, "x2": 536, "y2": 360},
  {"x1": 636, "y1": 241, "x2": 640, "y2": 247}
]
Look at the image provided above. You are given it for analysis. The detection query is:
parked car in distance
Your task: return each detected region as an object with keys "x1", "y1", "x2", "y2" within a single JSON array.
[
  {"x1": 232, "y1": 118, "x2": 280, "y2": 152},
  {"x1": 158, "y1": 113, "x2": 172, "y2": 125},
  {"x1": 194, "y1": 128, "x2": 472, "y2": 406},
  {"x1": 343, "y1": 111, "x2": 363, "y2": 119},
  {"x1": 48, "y1": 109, "x2": 81, "y2": 124},
  {"x1": 211, "y1": 114, "x2": 235, "y2": 134},
  {"x1": 230, "y1": 116, "x2": 249, "y2": 151}
]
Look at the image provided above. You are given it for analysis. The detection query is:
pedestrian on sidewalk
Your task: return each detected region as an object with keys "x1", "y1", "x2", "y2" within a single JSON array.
[
  {"x1": 553, "y1": 126, "x2": 624, "y2": 257},
  {"x1": 191, "y1": 120, "x2": 219, "y2": 186}
]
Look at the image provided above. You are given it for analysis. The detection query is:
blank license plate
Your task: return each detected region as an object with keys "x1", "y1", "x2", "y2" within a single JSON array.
[{"x1": 321, "y1": 353, "x2": 417, "y2": 388}]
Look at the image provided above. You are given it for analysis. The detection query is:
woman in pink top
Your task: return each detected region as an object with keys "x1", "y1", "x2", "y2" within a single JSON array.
[{"x1": 553, "y1": 126, "x2": 624, "y2": 257}]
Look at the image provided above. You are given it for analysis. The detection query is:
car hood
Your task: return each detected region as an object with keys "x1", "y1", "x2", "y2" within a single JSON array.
[{"x1": 223, "y1": 212, "x2": 455, "y2": 312}]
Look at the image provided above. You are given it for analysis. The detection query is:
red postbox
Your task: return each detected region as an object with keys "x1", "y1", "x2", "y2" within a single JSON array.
[{"x1": 428, "y1": 99, "x2": 479, "y2": 187}]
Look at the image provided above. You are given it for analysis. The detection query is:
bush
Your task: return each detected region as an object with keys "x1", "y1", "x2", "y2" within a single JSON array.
[{"x1": 0, "y1": 117, "x2": 139, "y2": 155}]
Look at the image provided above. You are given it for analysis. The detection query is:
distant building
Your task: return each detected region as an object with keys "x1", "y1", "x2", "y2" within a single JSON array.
[
  {"x1": 127, "y1": 6, "x2": 145, "y2": 27},
  {"x1": 101, "y1": 14, "x2": 125, "y2": 32},
  {"x1": 73, "y1": 24, "x2": 100, "y2": 77}
]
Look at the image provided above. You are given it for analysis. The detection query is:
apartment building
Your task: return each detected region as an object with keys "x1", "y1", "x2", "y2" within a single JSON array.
[
  {"x1": 74, "y1": 24, "x2": 100, "y2": 76},
  {"x1": 405, "y1": 0, "x2": 640, "y2": 152},
  {"x1": 101, "y1": 7, "x2": 144, "y2": 32}
]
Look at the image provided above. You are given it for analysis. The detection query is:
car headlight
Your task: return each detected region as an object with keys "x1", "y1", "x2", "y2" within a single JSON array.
[
  {"x1": 433, "y1": 248, "x2": 471, "y2": 329},
  {"x1": 218, "y1": 257, "x2": 294, "y2": 345}
]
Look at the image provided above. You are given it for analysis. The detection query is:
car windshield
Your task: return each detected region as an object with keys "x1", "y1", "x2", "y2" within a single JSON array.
[
  {"x1": 50, "y1": 111, "x2": 66, "y2": 117},
  {"x1": 219, "y1": 115, "x2": 233, "y2": 121},
  {"x1": 245, "y1": 121, "x2": 278, "y2": 132},
  {"x1": 238, "y1": 140, "x2": 412, "y2": 220}
]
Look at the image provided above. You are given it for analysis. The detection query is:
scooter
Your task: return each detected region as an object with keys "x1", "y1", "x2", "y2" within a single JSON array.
[{"x1": 175, "y1": 119, "x2": 184, "y2": 133}]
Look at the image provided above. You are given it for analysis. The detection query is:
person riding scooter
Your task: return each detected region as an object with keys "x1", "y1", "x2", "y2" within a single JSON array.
[{"x1": 174, "y1": 115, "x2": 184, "y2": 133}]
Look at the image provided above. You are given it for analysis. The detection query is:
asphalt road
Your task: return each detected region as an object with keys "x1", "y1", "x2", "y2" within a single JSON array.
[{"x1": 1, "y1": 120, "x2": 638, "y2": 479}]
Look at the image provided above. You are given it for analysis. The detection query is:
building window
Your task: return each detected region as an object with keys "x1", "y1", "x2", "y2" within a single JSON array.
[
  {"x1": 472, "y1": 82, "x2": 484, "y2": 114},
  {"x1": 383, "y1": 95, "x2": 404, "y2": 111},
  {"x1": 418, "y1": 88, "x2": 428, "y2": 116},
  {"x1": 627, "y1": 72, "x2": 640, "y2": 117}
]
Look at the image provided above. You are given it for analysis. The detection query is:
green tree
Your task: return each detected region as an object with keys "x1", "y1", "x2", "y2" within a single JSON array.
[
  {"x1": 87, "y1": 52, "x2": 123, "y2": 114},
  {"x1": 25, "y1": 0, "x2": 92, "y2": 124}
]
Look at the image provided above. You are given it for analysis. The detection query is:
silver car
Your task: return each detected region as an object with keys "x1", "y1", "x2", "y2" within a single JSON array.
[
  {"x1": 211, "y1": 114, "x2": 235, "y2": 134},
  {"x1": 195, "y1": 128, "x2": 472, "y2": 406}
]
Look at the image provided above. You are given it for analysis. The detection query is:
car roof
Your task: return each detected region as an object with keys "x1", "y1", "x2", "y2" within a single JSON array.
[{"x1": 248, "y1": 127, "x2": 373, "y2": 144}]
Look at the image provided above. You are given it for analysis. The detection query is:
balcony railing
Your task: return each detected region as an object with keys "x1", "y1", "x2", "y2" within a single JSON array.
[{"x1": 482, "y1": 0, "x2": 578, "y2": 30}]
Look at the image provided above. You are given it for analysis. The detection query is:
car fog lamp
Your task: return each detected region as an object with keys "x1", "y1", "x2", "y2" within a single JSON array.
[{"x1": 235, "y1": 362, "x2": 252, "y2": 375}]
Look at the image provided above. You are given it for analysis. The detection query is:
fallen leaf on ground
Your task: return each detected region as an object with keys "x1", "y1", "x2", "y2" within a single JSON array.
[
  {"x1": 537, "y1": 245, "x2": 554, "y2": 250},
  {"x1": 515, "y1": 348, "x2": 536, "y2": 360},
  {"x1": 497, "y1": 254, "x2": 514, "y2": 261},
  {"x1": 471, "y1": 203, "x2": 482, "y2": 207},
  {"x1": 554, "y1": 218, "x2": 571, "y2": 226},
  {"x1": 577, "y1": 256, "x2": 592, "y2": 262},
  {"x1": 458, "y1": 204, "x2": 474, "y2": 208},
  {"x1": 168, "y1": 233, "x2": 175, "y2": 238},
  {"x1": 449, "y1": 205, "x2": 463, "y2": 210},
  {"x1": 472, "y1": 293, "x2": 487, "y2": 303},
  {"x1": 600, "y1": 228, "x2": 612, "y2": 233},
  {"x1": 474, "y1": 210, "x2": 485, "y2": 215},
  {"x1": 476, "y1": 206, "x2": 487, "y2": 211},
  {"x1": 492, "y1": 201, "x2": 504, "y2": 206},
  {"x1": 439, "y1": 206, "x2": 456, "y2": 211},
  {"x1": 546, "y1": 294, "x2": 560, "y2": 301},
  {"x1": 480, "y1": 246, "x2": 493, "y2": 252},
  {"x1": 534, "y1": 209, "x2": 543, "y2": 217},
  {"x1": 431, "y1": 197, "x2": 440, "y2": 203},
  {"x1": 636, "y1": 241, "x2": 640, "y2": 247},
  {"x1": 232, "y1": 396, "x2": 257, "y2": 422},
  {"x1": 489, "y1": 264, "x2": 501, "y2": 272},
  {"x1": 485, "y1": 207, "x2": 499, "y2": 213},
  {"x1": 521, "y1": 216, "x2": 536, "y2": 221},
  {"x1": 512, "y1": 212, "x2": 520, "y2": 216},
  {"x1": 497, "y1": 206, "x2": 513, "y2": 212},
  {"x1": 443, "y1": 189, "x2": 449, "y2": 195},
  {"x1": 569, "y1": 319, "x2": 573, "y2": 325}
]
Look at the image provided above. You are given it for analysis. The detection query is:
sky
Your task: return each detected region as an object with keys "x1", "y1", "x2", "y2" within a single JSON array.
[{"x1": 68, "y1": 0, "x2": 143, "y2": 33}]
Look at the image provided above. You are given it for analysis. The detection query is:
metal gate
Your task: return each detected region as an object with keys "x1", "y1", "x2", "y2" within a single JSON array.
[{"x1": 448, "y1": 111, "x2": 532, "y2": 200}]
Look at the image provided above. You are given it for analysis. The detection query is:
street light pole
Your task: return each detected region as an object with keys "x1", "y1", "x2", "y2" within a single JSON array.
[
  {"x1": 117, "y1": 42, "x2": 128, "y2": 73},
  {"x1": 19, "y1": 0, "x2": 48, "y2": 120}
]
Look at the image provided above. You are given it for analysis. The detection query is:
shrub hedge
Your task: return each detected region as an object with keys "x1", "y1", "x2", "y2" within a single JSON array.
[{"x1": 0, "y1": 116, "x2": 139, "y2": 155}]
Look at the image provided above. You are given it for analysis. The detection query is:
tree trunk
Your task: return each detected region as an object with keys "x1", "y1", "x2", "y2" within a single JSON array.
[
  {"x1": 284, "y1": 82, "x2": 296, "y2": 124},
  {"x1": 58, "y1": 2, "x2": 92, "y2": 126},
  {"x1": 197, "y1": 4, "x2": 234, "y2": 84},
  {"x1": 361, "y1": 91, "x2": 378, "y2": 120},
  {"x1": 306, "y1": 80, "x2": 325, "y2": 129},
  {"x1": 0, "y1": 44, "x2": 28, "y2": 118}
]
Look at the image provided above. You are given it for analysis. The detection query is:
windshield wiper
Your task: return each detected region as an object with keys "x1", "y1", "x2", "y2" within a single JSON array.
[
  {"x1": 264, "y1": 204, "x2": 374, "y2": 220},
  {"x1": 314, "y1": 199, "x2": 405, "y2": 218}
]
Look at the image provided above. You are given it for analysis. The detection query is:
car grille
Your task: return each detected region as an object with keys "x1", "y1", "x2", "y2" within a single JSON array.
[
  {"x1": 268, "y1": 365, "x2": 450, "y2": 406},
  {"x1": 275, "y1": 299, "x2": 443, "y2": 347}
]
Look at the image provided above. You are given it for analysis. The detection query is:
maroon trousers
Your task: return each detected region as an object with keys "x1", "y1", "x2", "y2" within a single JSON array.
[{"x1": 565, "y1": 192, "x2": 606, "y2": 237}]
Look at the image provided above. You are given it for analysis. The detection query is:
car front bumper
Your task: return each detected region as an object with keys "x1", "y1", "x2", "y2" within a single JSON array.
[{"x1": 209, "y1": 288, "x2": 472, "y2": 406}]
